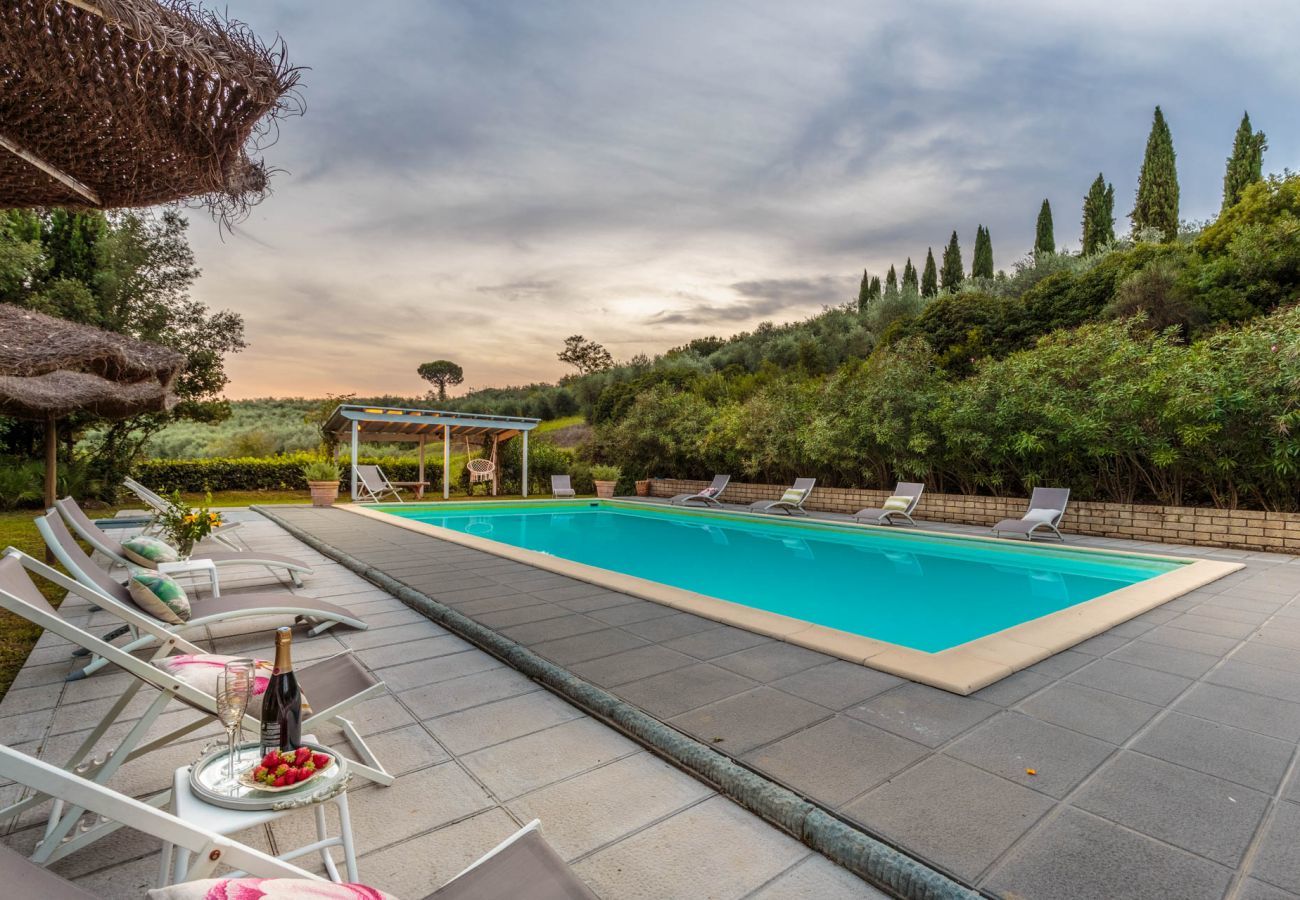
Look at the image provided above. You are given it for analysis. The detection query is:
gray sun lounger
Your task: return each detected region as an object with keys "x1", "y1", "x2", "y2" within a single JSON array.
[
  {"x1": 123, "y1": 476, "x2": 245, "y2": 549},
  {"x1": 56, "y1": 496, "x2": 313, "y2": 587},
  {"x1": 670, "y1": 474, "x2": 730, "y2": 507},
  {"x1": 749, "y1": 477, "x2": 816, "y2": 515},
  {"x1": 38, "y1": 510, "x2": 366, "y2": 679},
  {"x1": 992, "y1": 487, "x2": 1071, "y2": 541},
  {"x1": 853, "y1": 481, "x2": 925, "y2": 526},
  {"x1": 551, "y1": 474, "x2": 576, "y2": 498}
]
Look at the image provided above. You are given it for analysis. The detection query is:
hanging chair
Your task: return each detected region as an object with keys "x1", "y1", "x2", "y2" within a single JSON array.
[{"x1": 464, "y1": 436, "x2": 498, "y2": 490}]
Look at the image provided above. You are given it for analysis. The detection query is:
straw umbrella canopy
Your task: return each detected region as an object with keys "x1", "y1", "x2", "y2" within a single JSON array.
[
  {"x1": 0, "y1": 0, "x2": 302, "y2": 221},
  {"x1": 0, "y1": 305, "x2": 185, "y2": 508}
]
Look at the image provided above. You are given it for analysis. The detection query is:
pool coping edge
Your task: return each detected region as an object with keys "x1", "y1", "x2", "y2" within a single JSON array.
[{"x1": 339, "y1": 501, "x2": 1243, "y2": 695}]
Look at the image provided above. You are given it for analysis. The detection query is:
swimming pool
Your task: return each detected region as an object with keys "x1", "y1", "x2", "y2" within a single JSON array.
[{"x1": 353, "y1": 500, "x2": 1240, "y2": 693}]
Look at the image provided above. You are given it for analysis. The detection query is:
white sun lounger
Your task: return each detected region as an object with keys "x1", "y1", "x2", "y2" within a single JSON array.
[
  {"x1": 670, "y1": 474, "x2": 731, "y2": 507},
  {"x1": 992, "y1": 487, "x2": 1071, "y2": 541},
  {"x1": 853, "y1": 481, "x2": 926, "y2": 526},
  {"x1": 551, "y1": 474, "x2": 576, "y2": 498},
  {"x1": 37, "y1": 510, "x2": 367, "y2": 679},
  {"x1": 0, "y1": 550, "x2": 393, "y2": 865},
  {"x1": 123, "y1": 476, "x2": 245, "y2": 550},
  {"x1": 56, "y1": 497, "x2": 313, "y2": 588},
  {"x1": 749, "y1": 478, "x2": 816, "y2": 515}
]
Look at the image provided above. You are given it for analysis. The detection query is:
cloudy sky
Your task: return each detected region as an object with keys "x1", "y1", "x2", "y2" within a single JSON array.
[{"x1": 190, "y1": 0, "x2": 1299, "y2": 399}]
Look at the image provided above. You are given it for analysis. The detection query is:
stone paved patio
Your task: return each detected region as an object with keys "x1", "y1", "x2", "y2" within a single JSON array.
[
  {"x1": 0, "y1": 509, "x2": 884, "y2": 899},
  {"x1": 264, "y1": 501, "x2": 1300, "y2": 900}
]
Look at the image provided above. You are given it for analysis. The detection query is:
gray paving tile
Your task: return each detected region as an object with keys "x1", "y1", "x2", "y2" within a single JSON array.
[
  {"x1": 846, "y1": 683, "x2": 998, "y2": 748},
  {"x1": 1234, "y1": 640, "x2": 1300, "y2": 674},
  {"x1": 1108, "y1": 640, "x2": 1221, "y2": 678},
  {"x1": 1069, "y1": 632, "x2": 1130, "y2": 656},
  {"x1": 587, "y1": 599, "x2": 678, "y2": 626},
  {"x1": 474, "y1": 601, "x2": 571, "y2": 629},
  {"x1": 1024, "y1": 649, "x2": 1092, "y2": 678},
  {"x1": 1019, "y1": 682, "x2": 1159, "y2": 744},
  {"x1": 461, "y1": 717, "x2": 637, "y2": 799},
  {"x1": 844, "y1": 755, "x2": 1053, "y2": 880},
  {"x1": 621, "y1": 611, "x2": 723, "y2": 642},
  {"x1": 1072, "y1": 752, "x2": 1269, "y2": 866},
  {"x1": 499, "y1": 613, "x2": 607, "y2": 645},
  {"x1": 971, "y1": 668, "x2": 1053, "y2": 706},
  {"x1": 983, "y1": 807, "x2": 1232, "y2": 900},
  {"x1": 744, "y1": 716, "x2": 928, "y2": 807},
  {"x1": 670, "y1": 686, "x2": 831, "y2": 754},
  {"x1": 376, "y1": 649, "x2": 503, "y2": 692},
  {"x1": 1175, "y1": 683, "x2": 1300, "y2": 741},
  {"x1": 398, "y1": 667, "x2": 540, "y2": 720},
  {"x1": 616, "y1": 662, "x2": 758, "y2": 718},
  {"x1": 423, "y1": 691, "x2": 584, "y2": 755},
  {"x1": 712, "y1": 641, "x2": 832, "y2": 682},
  {"x1": 1238, "y1": 878, "x2": 1300, "y2": 900},
  {"x1": 1131, "y1": 711, "x2": 1294, "y2": 793},
  {"x1": 1169, "y1": 612, "x2": 1258, "y2": 640},
  {"x1": 1138, "y1": 623, "x2": 1241, "y2": 656},
  {"x1": 1066, "y1": 657, "x2": 1192, "y2": 705},
  {"x1": 769, "y1": 661, "x2": 903, "y2": 709},
  {"x1": 530, "y1": 627, "x2": 649, "y2": 665},
  {"x1": 1208, "y1": 659, "x2": 1300, "y2": 702},
  {"x1": 946, "y1": 711, "x2": 1114, "y2": 799},
  {"x1": 1249, "y1": 801, "x2": 1300, "y2": 893},
  {"x1": 573, "y1": 795, "x2": 809, "y2": 899},
  {"x1": 661, "y1": 625, "x2": 773, "y2": 660},
  {"x1": 568, "y1": 644, "x2": 696, "y2": 688},
  {"x1": 749, "y1": 854, "x2": 888, "y2": 899},
  {"x1": 555, "y1": 590, "x2": 640, "y2": 613}
]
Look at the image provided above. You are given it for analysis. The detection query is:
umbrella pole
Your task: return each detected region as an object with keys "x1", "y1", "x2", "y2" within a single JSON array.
[{"x1": 44, "y1": 416, "x2": 57, "y2": 562}]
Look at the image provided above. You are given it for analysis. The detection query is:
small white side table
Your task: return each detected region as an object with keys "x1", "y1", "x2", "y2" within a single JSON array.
[
  {"x1": 158, "y1": 741, "x2": 358, "y2": 886},
  {"x1": 158, "y1": 557, "x2": 220, "y2": 598}
]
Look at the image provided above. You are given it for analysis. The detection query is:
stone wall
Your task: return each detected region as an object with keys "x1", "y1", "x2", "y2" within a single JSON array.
[{"x1": 648, "y1": 478, "x2": 1300, "y2": 554}]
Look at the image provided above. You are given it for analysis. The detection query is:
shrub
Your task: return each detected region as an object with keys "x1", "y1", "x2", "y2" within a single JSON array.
[
  {"x1": 590, "y1": 464, "x2": 621, "y2": 482},
  {"x1": 302, "y1": 458, "x2": 342, "y2": 482},
  {"x1": 134, "y1": 454, "x2": 443, "y2": 492}
]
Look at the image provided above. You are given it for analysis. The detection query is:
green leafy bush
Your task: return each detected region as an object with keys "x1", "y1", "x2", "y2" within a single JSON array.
[
  {"x1": 134, "y1": 454, "x2": 443, "y2": 493},
  {"x1": 590, "y1": 464, "x2": 621, "y2": 482}
]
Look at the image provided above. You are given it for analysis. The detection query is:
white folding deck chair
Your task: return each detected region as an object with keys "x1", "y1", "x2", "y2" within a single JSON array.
[
  {"x1": 123, "y1": 476, "x2": 245, "y2": 550},
  {"x1": 56, "y1": 497, "x2": 313, "y2": 588},
  {"x1": 353, "y1": 464, "x2": 407, "y2": 503},
  {"x1": 37, "y1": 511, "x2": 368, "y2": 679},
  {"x1": 0, "y1": 550, "x2": 393, "y2": 866},
  {"x1": 0, "y1": 744, "x2": 323, "y2": 894}
]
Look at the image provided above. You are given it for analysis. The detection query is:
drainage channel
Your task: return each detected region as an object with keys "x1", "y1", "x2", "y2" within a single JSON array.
[{"x1": 255, "y1": 505, "x2": 984, "y2": 900}]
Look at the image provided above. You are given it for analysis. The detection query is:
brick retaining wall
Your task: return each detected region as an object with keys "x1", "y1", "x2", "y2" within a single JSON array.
[{"x1": 648, "y1": 478, "x2": 1300, "y2": 554}]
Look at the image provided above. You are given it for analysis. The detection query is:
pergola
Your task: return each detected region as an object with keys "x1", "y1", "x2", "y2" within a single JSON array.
[{"x1": 322, "y1": 404, "x2": 542, "y2": 502}]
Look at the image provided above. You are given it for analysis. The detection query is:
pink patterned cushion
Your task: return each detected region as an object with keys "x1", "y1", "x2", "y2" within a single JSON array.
[
  {"x1": 147, "y1": 878, "x2": 398, "y2": 900},
  {"x1": 153, "y1": 654, "x2": 312, "y2": 714}
]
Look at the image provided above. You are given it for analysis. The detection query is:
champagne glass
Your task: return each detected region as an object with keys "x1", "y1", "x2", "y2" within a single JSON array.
[{"x1": 215, "y1": 658, "x2": 255, "y2": 794}]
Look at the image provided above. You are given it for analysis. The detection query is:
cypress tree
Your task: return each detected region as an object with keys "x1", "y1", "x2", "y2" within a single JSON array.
[
  {"x1": 971, "y1": 225, "x2": 994, "y2": 278},
  {"x1": 901, "y1": 258, "x2": 918, "y2": 292},
  {"x1": 921, "y1": 248, "x2": 938, "y2": 297},
  {"x1": 1221, "y1": 111, "x2": 1267, "y2": 213},
  {"x1": 884, "y1": 265, "x2": 898, "y2": 298},
  {"x1": 868, "y1": 276, "x2": 881, "y2": 301},
  {"x1": 939, "y1": 231, "x2": 963, "y2": 292},
  {"x1": 1034, "y1": 200, "x2": 1055, "y2": 256},
  {"x1": 857, "y1": 269, "x2": 871, "y2": 310},
  {"x1": 1081, "y1": 173, "x2": 1115, "y2": 255},
  {"x1": 1131, "y1": 106, "x2": 1180, "y2": 241}
]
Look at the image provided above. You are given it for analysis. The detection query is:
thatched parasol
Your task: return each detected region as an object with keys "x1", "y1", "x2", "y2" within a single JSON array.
[
  {"x1": 0, "y1": 305, "x2": 185, "y2": 508},
  {"x1": 0, "y1": 0, "x2": 302, "y2": 222}
]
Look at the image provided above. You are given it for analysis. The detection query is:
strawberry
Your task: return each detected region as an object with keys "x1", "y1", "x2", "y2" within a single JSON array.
[
  {"x1": 294, "y1": 746, "x2": 311, "y2": 766},
  {"x1": 272, "y1": 774, "x2": 288, "y2": 788},
  {"x1": 302, "y1": 761, "x2": 315, "y2": 773},
  {"x1": 274, "y1": 763, "x2": 289, "y2": 776},
  {"x1": 311, "y1": 753, "x2": 331, "y2": 769},
  {"x1": 253, "y1": 765, "x2": 268, "y2": 780}
]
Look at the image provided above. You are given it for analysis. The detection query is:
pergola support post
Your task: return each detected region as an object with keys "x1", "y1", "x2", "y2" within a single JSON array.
[
  {"x1": 491, "y1": 434, "x2": 499, "y2": 497},
  {"x1": 418, "y1": 436, "x2": 426, "y2": 500},
  {"x1": 442, "y1": 424, "x2": 450, "y2": 500},
  {"x1": 350, "y1": 420, "x2": 359, "y2": 501},
  {"x1": 522, "y1": 430, "x2": 529, "y2": 498}
]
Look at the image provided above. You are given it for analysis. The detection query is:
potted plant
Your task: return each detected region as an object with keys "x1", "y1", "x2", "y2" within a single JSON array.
[
  {"x1": 302, "y1": 458, "x2": 342, "y2": 507},
  {"x1": 158, "y1": 491, "x2": 223, "y2": 557},
  {"x1": 590, "y1": 464, "x2": 621, "y2": 499}
]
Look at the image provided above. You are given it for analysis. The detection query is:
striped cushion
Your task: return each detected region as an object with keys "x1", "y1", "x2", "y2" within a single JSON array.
[
  {"x1": 779, "y1": 488, "x2": 806, "y2": 504},
  {"x1": 882, "y1": 495, "x2": 913, "y2": 512}
]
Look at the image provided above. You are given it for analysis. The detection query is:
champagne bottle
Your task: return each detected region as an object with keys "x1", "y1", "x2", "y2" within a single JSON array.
[{"x1": 260, "y1": 627, "x2": 302, "y2": 752}]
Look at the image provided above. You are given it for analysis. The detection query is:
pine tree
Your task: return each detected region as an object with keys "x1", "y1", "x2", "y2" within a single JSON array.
[
  {"x1": 868, "y1": 276, "x2": 881, "y2": 301},
  {"x1": 939, "y1": 231, "x2": 963, "y2": 292},
  {"x1": 901, "y1": 258, "x2": 918, "y2": 292},
  {"x1": 857, "y1": 269, "x2": 871, "y2": 310},
  {"x1": 1131, "y1": 106, "x2": 1180, "y2": 241},
  {"x1": 884, "y1": 265, "x2": 898, "y2": 298},
  {"x1": 1034, "y1": 200, "x2": 1055, "y2": 256},
  {"x1": 1081, "y1": 173, "x2": 1115, "y2": 255},
  {"x1": 971, "y1": 225, "x2": 994, "y2": 278},
  {"x1": 921, "y1": 248, "x2": 938, "y2": 297},
  {"x1": 1221, "y1": 111, "x2": 1267, "y2": 213}
]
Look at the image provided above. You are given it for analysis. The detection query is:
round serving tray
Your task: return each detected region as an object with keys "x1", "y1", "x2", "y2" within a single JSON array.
[{"x1": 188, "y1": 741, "x2": 349, "y2": 812}]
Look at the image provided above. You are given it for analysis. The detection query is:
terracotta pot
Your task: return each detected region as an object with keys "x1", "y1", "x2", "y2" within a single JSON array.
[
  {"x1": 308, "y1": 480, "x2": 340, "y2": 508},
  {"x1": 635, "y1": 479, "x2": 650, "y2": 496},
  {"x1": 594, "y1": 480, "x2": 617, "y2": 499}
]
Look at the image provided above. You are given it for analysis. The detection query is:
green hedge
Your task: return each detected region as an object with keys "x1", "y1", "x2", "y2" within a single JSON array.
[{"x1": 135, "y1": 455, "x2": 444, "y2": 493}]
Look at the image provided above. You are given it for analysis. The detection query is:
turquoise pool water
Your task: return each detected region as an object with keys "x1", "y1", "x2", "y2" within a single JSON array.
[{"x1": 377, "y1": 501, "x2": 1184, "y2": 653}]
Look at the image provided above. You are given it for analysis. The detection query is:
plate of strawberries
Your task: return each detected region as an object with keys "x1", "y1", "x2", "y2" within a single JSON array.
[{"x1": 240, "y1": 745, "x2": 335, "y2": 793}]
